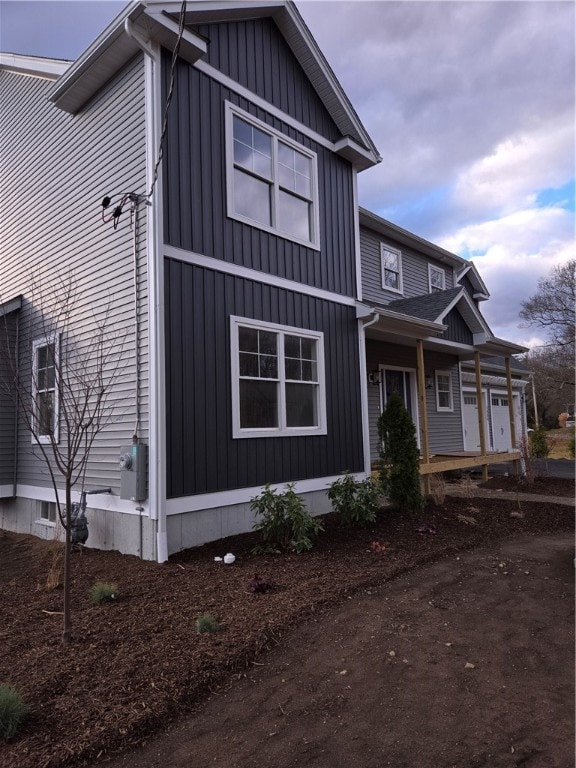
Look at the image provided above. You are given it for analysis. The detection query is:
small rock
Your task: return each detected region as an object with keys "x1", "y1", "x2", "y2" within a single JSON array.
[
  {"x1": 389, "y1": 650, "x2": 396, "y2": 657},
  {"x1": 464, "y1": 662, "x2": 475, "y2": 669},
  {"x1": 445, "y1": 642, "x2": 452, "y2": 647},
  {"x1": 339, "y1": 670, "x2": 348, "y2": 675}
]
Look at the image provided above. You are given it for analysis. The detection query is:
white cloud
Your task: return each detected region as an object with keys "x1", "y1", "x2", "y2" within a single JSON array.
[{"x1": 453, "y1": 116, "x2": 574, "y2": 216}]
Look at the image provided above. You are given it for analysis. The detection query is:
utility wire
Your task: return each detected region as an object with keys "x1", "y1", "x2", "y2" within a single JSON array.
[{"x1": 147, "y1": 0, "x2": 188, "y2": 200}]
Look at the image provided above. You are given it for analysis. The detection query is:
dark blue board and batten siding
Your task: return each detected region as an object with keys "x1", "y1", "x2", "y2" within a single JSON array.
[
  {"x1": 162, "y1": 29, "x2": 357, "y2": 297},
  {"x1": 164, "y1": 260, "x2": 364, "y2": 499}
]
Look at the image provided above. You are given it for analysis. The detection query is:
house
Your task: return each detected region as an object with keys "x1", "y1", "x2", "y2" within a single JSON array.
[
  {"x1": 0, "y1": 0, "x2": 526, "y2": 562},
  {"x1": 356, "y1": 209, "x2": 528, "y2": 472}
]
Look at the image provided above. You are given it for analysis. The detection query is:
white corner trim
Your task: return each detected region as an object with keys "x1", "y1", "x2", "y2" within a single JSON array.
[{"x1": 0, "y1": 485, "x2": 15, "y2": 498}]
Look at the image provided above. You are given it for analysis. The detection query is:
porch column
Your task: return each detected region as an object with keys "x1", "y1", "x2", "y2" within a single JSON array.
[
  {"x1": 416, "y1": 339, "x2": 430, "y2": 493},
  {"x1": 474, "y1": 351, "x2": 489, "y2": 482},
  {"x1": 505, "y1": 357, "x2": 519, "y2": 475}
]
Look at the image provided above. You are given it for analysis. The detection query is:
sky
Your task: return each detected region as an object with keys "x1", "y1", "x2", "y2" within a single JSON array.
[{"x1": 1, "y1": 0, "x2": 574, "y2": 348}]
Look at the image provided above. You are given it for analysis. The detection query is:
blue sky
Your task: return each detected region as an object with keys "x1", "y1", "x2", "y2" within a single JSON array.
[{"x1": 1, "y1": 0, "x2": 574, "y2": 346}]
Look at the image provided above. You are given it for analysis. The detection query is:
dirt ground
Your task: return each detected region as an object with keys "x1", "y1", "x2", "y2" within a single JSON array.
[{"x1": 1, "y1": 474, "x2": 573, "y2": 768}]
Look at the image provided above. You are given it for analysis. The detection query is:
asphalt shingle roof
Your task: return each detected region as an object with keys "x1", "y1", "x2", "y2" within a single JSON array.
[{"x1": 385, "y1": 287, "x2": 462, "y2": 323}]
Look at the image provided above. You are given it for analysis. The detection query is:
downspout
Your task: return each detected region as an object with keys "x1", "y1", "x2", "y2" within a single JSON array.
[
  {"x1": 359, "y1": 312, "x2": 380, "y2": 475},
  {"x1": 125, "y1": 20, "x2": 168, "y2": 562},
  {"x1": 12, "y1": 311, "x2": 20, "y2": 497}
]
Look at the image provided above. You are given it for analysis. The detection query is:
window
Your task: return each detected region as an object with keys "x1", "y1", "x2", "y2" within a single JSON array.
[
  {"x1": 32, "y1": 336, "x2": 59, "y2": 443},
  {"x1": 226, "y1": 104, "x2": 319, "y2": 248},
  {"x1": 231, "y1": 317, "x2": 326, "y2": 438},
  {"x1": 39, "y1": 501, "x2": 56, "y2": 524},
  {"x1": 429, "y1": 264, "x2": 445, "y2": 292},
  {"x1": 435, "y1": 370, "x2": 453, "y2": 411},
  {"x1": 380, "y1": 244, "x2": 402, "y2": 293}
]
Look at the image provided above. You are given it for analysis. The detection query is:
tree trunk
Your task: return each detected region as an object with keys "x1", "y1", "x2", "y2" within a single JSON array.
[{"x1": 62, "y1": 484, "x2": 72, "y2": 644}]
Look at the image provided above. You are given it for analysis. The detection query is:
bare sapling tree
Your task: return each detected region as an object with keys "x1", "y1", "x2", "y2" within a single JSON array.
[{"x1": 1, "y1": 273, "x2": 126, "y2": 643}]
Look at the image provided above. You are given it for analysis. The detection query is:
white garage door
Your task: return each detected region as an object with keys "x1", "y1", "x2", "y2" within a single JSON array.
[
  {"x1": 491, "y1": 395, "x2": 521, "y2": 451},
  {"x1": 463, "y1": 392, "x2": 482, "y2": 451}
]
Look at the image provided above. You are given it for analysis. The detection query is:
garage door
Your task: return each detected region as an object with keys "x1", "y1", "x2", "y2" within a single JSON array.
[
  {"x1": 491, "y1": 395, "x2": 513, "y2": 451},
  {"x1": 463, "y1": 393, "x2": 481, "y2": 451}
]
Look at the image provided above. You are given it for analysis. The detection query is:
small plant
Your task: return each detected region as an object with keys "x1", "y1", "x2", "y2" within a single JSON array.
[
  {"x1": 251, "y1": 483, "x2": 323, "y2": 554},
  {"x1": 195, "y1": 613, "x2": 220, "y2": 633},
  {"x1": 529, "y1": 426, "x2": 550, "y2": 459},
  {"x1": 328, "y1": 471, "x2": 380, "y2": 527},
  {"x1": 0, "y1": 684, "x2": 28, "y2": 741},
  {"x1": 370, "y1": 540, "x2": 387, "y2": 554},
  {"x1": 458, "y1": 475, "x2": 475, "y2": 500},
  {"x1": 378, "y1": 392, "x2": 424, "y2": 515},
  {"x1": 89, "y1": 581, "x2": 118, "y2": 604},
  {"x1": 428, "y1": 474, "x2": 446, "y2": 505}
]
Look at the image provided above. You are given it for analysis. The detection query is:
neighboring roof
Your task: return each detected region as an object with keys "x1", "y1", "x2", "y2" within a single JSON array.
[
  {"x1": 0, "y1": 53, "x2": 70, "y2": 80},
  {"x1": 44, "y1": 0, "x2": 380, "y2": 166},
  {"x1": 462, "y1": 355, "x2": 530, "y2": 374},
  {"x1": 359, "y1": 208, "x2": 467, "y2": 269},
  {"x1": 0, "y1": 296, "x2": 22, "y2": 317},
  {"x1": 456, "y1": 262, "x2": 490, "y2": 301}
]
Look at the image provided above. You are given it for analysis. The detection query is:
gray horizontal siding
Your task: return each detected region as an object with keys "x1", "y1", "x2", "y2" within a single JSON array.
[
  {"x1": 365, "y1": 339, "x2": 464, "y2": 461},
  {"x1": 163, "y1": 56, "x2": 357, "y2": 297},
  {"x1": 164, "y1": 258, "x2": 363, "y2": 498},
  {"x1": 360, "y1": 225, "x2": 455, "y2": 307},
  {"x1": 191, "y1": 18, "x2": 340, "y2": 139},
  {"x1": 0, "y1": 311, "x2": 19, "y2": 492},
  {"x1": 0, "y1": 56, "x2": 148, "y2": 493}
]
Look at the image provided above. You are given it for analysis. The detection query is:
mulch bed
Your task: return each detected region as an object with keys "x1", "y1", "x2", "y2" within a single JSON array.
[
  {"x1": 478, "y1": 474, "x2": 574, "y2": 497},
  {"x1": 1, "y1": 486, "x2": 573, "y2": 768}
]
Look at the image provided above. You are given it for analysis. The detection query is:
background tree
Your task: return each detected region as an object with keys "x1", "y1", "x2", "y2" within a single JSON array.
[
  {"x1": 520, "y1": 260, "x2": 575, "y2": 427},
  {"x1": 378, "y1": 392, "x2": 424, "y2": 515},
  {"x1": 0, "y1": 274, "x2": 125, "y2": 643}
]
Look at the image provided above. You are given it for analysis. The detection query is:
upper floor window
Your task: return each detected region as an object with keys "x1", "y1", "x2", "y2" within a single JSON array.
[
  {"x1": 429, "y1": 264, "x2": 445, "y2": 292},
  {"x1": 230, "y1": 316, "x2": 326, "y2": 438},
  {"x1": 32, "y1": 336, "x2": 59, "y2": 444},
  {"x1": 435, "y1": 370, "x2": 453, "y2": 411},
  {"x1": 226, "y1": 104, "x2": 319, "y2": 249},
  {"x1": 381, "y1": 244, "x2": 403, "y2": 293}
]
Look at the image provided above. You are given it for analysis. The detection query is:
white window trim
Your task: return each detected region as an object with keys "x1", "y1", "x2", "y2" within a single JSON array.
[
  {"x1": 380, "y1": 243, "x2": 403, "y2": 294},
  {"x1": 435, "y1": 370, "x2": 454, "y2": 412},
  {"x1": 428, "y1": 264, "x2": 446, "y2": 293},
  {"x1": 230, "y1": 316, "x2": 327, "y2": 439},
  {"x1": 225, "y1": 102, "x2": 321, "y2": 250},
  {"x1": 31, "y1": 335, "x2": 60, "y2": 445}
]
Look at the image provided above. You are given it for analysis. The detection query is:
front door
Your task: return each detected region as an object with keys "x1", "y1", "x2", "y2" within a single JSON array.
[{"x1": 379, "y1": 366, "x2": 420, "y2": 446}]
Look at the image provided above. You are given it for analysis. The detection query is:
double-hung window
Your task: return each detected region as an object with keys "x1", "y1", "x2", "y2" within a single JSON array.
[
  {"x1": 32, "y1": 336, "x2": 59, "y2": 443},
  {"x1": 435, "y1": 370, "x2": 453, "y2": 411},
  {"x1": 226, "y1": 104, "x2": 319, "y2": 248},
  {"x1": 429, "y1": 264, "x2": 445, "y2": 292},
  {"x1": 231, "y1": 317, "x2": 326, "y2": 438},
  {"x1": 380, "y1": 244, "x2": 402, "y2": 293}
]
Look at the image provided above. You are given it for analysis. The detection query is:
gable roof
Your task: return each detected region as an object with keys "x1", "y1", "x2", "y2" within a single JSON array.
[
  {"x1": 456, "y1": 262, "x2": 490, "y2": 301},
  {"x1": 45, "y1": 0, "x2": 380, "y2": 166}
]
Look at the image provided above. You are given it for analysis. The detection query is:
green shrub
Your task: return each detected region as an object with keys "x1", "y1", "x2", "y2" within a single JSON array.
[
  {"x1": 529, "y1": 427, "x2": 550, "y2": 459},
  {"x1": 378, "y1": 392, "x2": 424, "y2": 515},
  {"x1": 251, "y1": 482, "x2": 324, "y2": 554},
  {"x1": 89, "y1": 581, "x2": 119, "y2": 604},
  {"x1": 0, "y1": 684, "x2": 27, "y2": 741},
  {"x1": 328, "y1": 471, "x2": 380, "y2": 527},
  {"x1": 195, "y1": 613, "x2": 220, "y2": 634}
]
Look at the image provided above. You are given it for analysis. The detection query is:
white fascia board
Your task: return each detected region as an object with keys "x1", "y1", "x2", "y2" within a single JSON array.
[
  {"x1": 371, "y1": 306, "x2": 447, "y2": 336},
  {"x1": 0, "y1": 53, "x2": 70, "y2": 80},
  {"x1": 472, "y1": 334, "x2": 528, "y2": 356},
  {"x1": 0, "y1": 295, "x2": 22, "y2": 317},
  {"x1": 333, "y1": 137, "x2": 380, "y2": 171},
  {"x1": 437, "y1": 289, "x2": 492, "y2": 335}
]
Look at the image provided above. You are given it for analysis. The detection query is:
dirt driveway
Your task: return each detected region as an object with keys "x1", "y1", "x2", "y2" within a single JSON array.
[{"x1": 97, "y1": 532, "x2": 574, "y2": 768}]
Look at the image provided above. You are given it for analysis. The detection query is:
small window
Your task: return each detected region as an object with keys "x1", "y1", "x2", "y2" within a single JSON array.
[
  {"x1": 435, "y1": 371, "x2": 453, "y2": 411},
  {"x1": 226, "y1": 104, "x2": 319, "y2": 248},
  {"x1": 39, "y1": 501, "x2": 56, "y2": 524},
  {"x1": 381, "y1": 244, "x2": 403, "y2": 293},
  {"x1": 429, "y1": 264, "x2": 445, "y2": 293},
  {"x1": 32, "y1": 336, "x2": 59, "y2": 444},
  {"x1": 231, "y1": 317, "x2": 326, "y2": 438}
]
